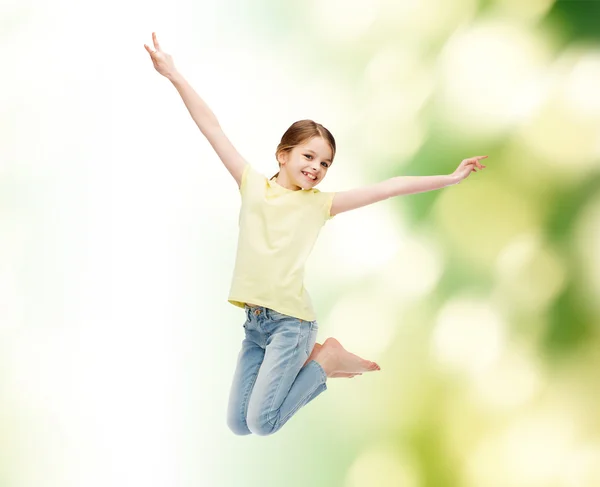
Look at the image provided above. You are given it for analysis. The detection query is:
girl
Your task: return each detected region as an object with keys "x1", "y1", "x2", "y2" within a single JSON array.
[{"x1": 144, "y1": 33, "x2": 487, "y2": 437}]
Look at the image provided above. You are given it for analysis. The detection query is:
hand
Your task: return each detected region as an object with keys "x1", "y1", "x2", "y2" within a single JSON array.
[
  {"x1": 144, "y1": 32, "x2": 178, "y2": 79},
  {"x1": 451, "y1": 156, "x2": 488, "y2": 184}
]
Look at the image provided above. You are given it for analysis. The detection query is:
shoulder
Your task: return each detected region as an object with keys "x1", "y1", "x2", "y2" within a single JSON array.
[
  {"x1": 306, "y1": 188, "x2": 336, "y2": 220},
  {"x1": 307, "y1": 187, "x2": 333, "y2": 198},
  {"x1": 239, "y1": 164, "x2": 267, "y2": 193},
  {"x1": 244, "y1": 164, "x2": 266, "y2": 180}
]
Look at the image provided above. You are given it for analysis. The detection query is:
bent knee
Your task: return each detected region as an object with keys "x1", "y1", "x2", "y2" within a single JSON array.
[
  {"x1": 226, "y1": 416, "x2": 252, "y2": 436},
  {"x1": 246, "y1": 415, "x2": 277, "y2": 436}
]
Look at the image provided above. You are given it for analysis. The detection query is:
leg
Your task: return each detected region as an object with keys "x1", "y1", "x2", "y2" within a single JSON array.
[
  {"x1": 246, "y1": 317, "x2": 326, "y2": 436},
  {"x1": 226, "y1": 334, "x2": 265, "y2": 436}
]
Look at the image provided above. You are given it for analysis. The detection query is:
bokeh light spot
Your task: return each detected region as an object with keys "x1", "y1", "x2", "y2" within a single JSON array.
[
  {"x1": 431, "y1": 297, "x2": 506, "y2": 377},
  {"x1": 345, "y1": 442, "x2": 420, "y2": 487},
  {"x1": 494, "y1": 231, "x2": 567, "y2": 312}
]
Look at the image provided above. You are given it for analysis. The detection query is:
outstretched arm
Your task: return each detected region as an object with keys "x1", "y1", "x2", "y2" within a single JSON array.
[
  {"x1": 144, "y1": 32, "x2": 247, "y2": 188},
  {"x1": 330, "y1": 156, "x2": 487, "y2": 217}
]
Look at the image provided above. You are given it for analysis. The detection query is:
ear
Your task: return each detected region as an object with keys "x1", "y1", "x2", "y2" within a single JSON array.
[{"x1": 277, "y1": 150, "x2": 288, "y2": 165}]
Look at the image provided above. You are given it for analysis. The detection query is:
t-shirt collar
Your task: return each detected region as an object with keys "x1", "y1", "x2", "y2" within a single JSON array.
[{"x1": 268, "y1": 176, "x2": 307, "y2": 193}]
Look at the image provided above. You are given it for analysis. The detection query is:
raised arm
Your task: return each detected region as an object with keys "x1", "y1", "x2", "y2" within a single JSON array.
[
  {"x1": 144, "y1": 32, "x2": 247, "y2": 188},
  {"x1": 330, "y1": 156, "x2": 487, "y2": 217}
]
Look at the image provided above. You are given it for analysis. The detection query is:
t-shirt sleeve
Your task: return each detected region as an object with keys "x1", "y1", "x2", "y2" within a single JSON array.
[
  {"x1": 238, "y1": 163, "x2": 251, "y2": 195},
  {"x1": 320, "y1": 191, "x2": 336, "y2": 221}
]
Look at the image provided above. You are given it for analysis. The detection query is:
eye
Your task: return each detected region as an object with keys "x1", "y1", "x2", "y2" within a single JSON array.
[
  {"x1": 321, "y1": 161, "x2": 329, "y2": 168},
  {"x1": 304, "y1": 154, "x2": 313, "y2": 160}
]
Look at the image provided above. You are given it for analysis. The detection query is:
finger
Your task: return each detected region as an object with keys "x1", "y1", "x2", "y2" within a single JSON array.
[
  {"x1": 144, "y1": 44, "x2": 154, "y2": 55},
  {"x1": 152, "y1": 32, "x2": 161, "y2": 51},
  {"x1": 467, "y1": 156, "x2": 488, "y2": 164}
]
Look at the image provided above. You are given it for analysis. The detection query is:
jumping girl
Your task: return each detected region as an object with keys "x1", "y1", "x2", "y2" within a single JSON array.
[{"x1": 144, "y1": 32, "x2": 487, "y2": 436}]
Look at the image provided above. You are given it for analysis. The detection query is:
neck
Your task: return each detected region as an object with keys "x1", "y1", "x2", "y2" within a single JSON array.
[{"x1": 272, "y1": 174, "x2": 302, "y2": 191}]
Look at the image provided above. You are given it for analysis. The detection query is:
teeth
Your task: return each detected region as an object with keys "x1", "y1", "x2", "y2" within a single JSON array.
[{"x1": 302, "y1": 171, "x2": 316, "y2": 180}]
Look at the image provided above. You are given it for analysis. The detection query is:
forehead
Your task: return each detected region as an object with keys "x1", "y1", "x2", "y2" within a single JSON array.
[{"x1": 297, "y1": 138, "x2": 333, "y2": 160}]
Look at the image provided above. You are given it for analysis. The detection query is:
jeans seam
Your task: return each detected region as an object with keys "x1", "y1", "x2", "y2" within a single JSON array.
[
  {"x1": 305, "y1": 321, "x2": 318, "y2": 355},
  {"x1": 241, "y1": 371, "x2": 259, "y2": 428},
  {"x1": 312, "y1": 359, "x2": 327, "y2": 383},
  {"x1": 266, "y1": 320, "x2": 302, "y2": 427},
  {"x1": 279, "y1": 381, "x2": 324, "y2": 426}
]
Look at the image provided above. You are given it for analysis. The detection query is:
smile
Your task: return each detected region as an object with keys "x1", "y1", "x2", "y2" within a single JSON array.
[{"x1": 302, "y1": 171, "x2": 317, "y2": 181}]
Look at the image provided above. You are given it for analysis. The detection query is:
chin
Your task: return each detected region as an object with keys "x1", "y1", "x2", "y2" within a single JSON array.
[
  {"x1": 301, "y1": 181, "x2": 316, "y2": 189},
  {"x1": 299, "y1": 176, "x2": 318, "y2": 187}
]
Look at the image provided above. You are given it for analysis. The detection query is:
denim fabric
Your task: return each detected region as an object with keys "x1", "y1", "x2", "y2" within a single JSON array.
[{"x1": 227, "y1": 304, "x2": 328, "y2": 436}]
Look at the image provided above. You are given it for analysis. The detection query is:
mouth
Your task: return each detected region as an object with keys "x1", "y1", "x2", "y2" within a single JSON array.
[{"x1": 301, "y1": 171, "x2": 317, "y2": 182}]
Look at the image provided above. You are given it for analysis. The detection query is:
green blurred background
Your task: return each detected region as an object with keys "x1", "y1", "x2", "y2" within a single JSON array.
[{"x1": 2, "y1": 0, "x2": 600, "y2": 486}]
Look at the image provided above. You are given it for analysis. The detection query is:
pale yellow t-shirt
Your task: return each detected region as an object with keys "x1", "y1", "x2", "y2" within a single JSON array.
[{"x1": 227, "y1": 163, "x2": 336, "y2": 321}]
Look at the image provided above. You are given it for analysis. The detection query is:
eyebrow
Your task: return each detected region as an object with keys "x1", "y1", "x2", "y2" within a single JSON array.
[{"x1": 304, "y1": 149, "x2": 332, "y2": 163}]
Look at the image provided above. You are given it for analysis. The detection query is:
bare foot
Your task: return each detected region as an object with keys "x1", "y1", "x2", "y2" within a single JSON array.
[
  {"x1": 331, "y1": 371, "x2": 363, "y2": 378},
  {"x1": 313, "y1": 338, "x2": 381, "y2": 378},
  {"x1": 304, "y1": 342, "x2": 364, "y2": 378}
]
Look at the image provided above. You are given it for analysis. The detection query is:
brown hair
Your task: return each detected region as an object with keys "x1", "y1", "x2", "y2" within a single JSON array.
[{"x1": 270, "y1": 120, "x2": 336, "y2": 180}]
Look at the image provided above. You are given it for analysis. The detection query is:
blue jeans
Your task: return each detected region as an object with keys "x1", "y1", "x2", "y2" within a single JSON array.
[{"x1": 227, "y1": 304, "x2": 328, "y2": 436}]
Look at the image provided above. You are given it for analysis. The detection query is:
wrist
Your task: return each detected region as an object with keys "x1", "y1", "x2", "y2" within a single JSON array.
[
  {"x1": 167, "y1": 70, "x2": 183, "y2": 84},
  {"x1": 447, "y1": 174, "x2": 460, "y2": 186}
]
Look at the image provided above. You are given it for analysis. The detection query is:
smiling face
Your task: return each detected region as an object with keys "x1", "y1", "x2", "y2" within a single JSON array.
[{"x1": 276, "y1": 137, "x2": 334, "y2": 191}]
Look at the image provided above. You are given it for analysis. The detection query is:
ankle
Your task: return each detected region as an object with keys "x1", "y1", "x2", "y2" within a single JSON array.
[{"x1": 314, "y1": 348, "x2": 336, "y2": 376}]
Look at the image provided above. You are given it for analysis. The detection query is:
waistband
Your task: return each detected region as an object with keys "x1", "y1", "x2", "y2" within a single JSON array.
[
  {"x1": 244, "y1": 304, "x2": 304, "y2": 322},
  {"x1": 245, "y1": 303, "x2": 266, "y2": 317}
]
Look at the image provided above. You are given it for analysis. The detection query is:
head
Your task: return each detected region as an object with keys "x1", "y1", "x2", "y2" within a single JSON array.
[{"x1": 271, "y1": 120, "x2": 336, "y2": 191}]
